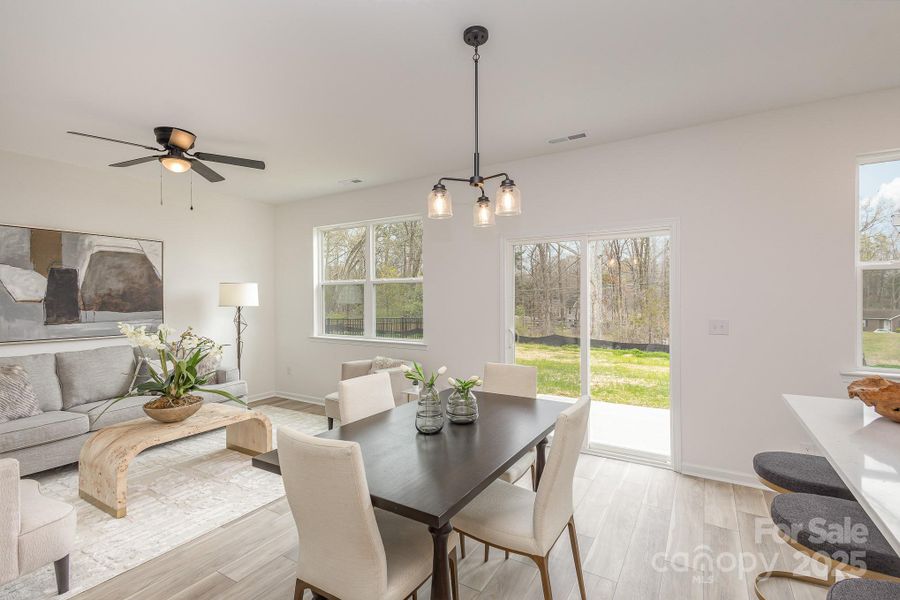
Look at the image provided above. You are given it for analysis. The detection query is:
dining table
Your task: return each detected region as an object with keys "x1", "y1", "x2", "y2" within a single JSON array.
[
  {"x1": 783, "y1": 394, "x2": 900, "y2": 556},
  {"x1": 252, "y1": 389, "x2": 570, "y2": 600}
]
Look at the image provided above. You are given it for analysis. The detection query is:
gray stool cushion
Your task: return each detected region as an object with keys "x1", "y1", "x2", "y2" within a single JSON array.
[
  {"x1": 827, "y1": 579, "x2": 900, "y2": 600},
  {"x1": 771, "y1": 494, "x2": 900, "y2": 578},
  {"x1": 754, "y1": 451, "x2": 854, "y2": 500}
]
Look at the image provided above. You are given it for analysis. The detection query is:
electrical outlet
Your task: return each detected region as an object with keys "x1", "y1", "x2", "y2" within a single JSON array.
[{"x1": 709, "y1": 319, "x2": 729, "y2": 335}]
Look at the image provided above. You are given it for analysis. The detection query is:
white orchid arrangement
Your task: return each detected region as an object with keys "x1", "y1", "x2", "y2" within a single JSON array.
[
  {"x1": 91, "y1": 323, "x2": 242, "y2": 421},
  {"x1": 448, "y1": 375, "x2": 483, "y2": 397},
  {"x1": 401, "y1": 362, "x2": 446, "y2": 389}
]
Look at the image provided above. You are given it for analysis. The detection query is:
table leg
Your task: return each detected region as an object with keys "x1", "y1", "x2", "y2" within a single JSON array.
[
  {"x1": 429, "y1": 522, "x2": 453, "y2": 600},
  {"x1": 535, "y1": 438, "x2": 548, "y2": 487}
]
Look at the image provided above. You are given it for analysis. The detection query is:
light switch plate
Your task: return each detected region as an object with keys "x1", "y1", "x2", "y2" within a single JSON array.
[{"x1": 709, "y1": 319, "x2": 729, "y2": 335}]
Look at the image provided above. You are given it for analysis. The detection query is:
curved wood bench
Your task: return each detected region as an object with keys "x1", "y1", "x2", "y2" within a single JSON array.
[{"x1": 78, "y1": 403, "x2": 272, "y2": 518}]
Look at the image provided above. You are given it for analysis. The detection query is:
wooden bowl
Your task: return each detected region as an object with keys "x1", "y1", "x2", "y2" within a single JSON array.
[{"x1": 142, "y1": 396, "x2": 203, "y2": 423}]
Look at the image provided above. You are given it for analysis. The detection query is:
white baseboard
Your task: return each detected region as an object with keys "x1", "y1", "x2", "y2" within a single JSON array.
[
  {"x1": 246, "y1": 391, "x2": 278, "y2": 403},
  {"x1": 680, "y1": 462, "x2": 766, "y2": 490},
  {"x1": 270, "y1": 390, "x2": 325, "y2": 405}
]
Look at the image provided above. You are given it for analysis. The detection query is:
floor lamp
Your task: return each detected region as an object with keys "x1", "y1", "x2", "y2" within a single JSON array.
[{"x1": 219, "y1": 282, "x2": 259, "y2": 379}]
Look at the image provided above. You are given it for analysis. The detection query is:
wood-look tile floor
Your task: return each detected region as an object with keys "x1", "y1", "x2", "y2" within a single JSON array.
[{"x1": 70, "y1": 400, "x2": 829, "y2": 600}]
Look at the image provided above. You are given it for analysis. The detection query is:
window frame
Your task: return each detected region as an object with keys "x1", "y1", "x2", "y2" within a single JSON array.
[
  {"x1": 314, "y1": 215, "x2": 424, "y2": 344},
  {"x1": 856, "y1": 151, "x2": 900, "y2": 372}
]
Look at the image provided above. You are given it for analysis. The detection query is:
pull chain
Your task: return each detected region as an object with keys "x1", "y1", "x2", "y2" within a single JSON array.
[
  {"x1": 159, "y1": 163, "x2": 164, "y2": 206},
  {"x1": 190, "y1": 170, "x2": 194, "y2": 211}
]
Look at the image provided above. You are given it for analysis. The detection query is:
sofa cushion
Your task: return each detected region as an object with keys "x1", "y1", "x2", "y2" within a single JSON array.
[
  {"x1": 56, "y1": 345, "x2": 136, "y2": 409},
  {"x1": 194, "y1": 380, "x2": 248, "y2": 405},
  {"x1": 67, "y1": 395, "x2": 154, "y2": 431},
  {"x1": 0, "y1": 353, "x2": 63, "y2": 411},
  {"x1": 0, "y1": 411, "x2": 89, "y2": 453},
  {"x1": 0, "y1": 365, "x2": 42, "y2": 423}
]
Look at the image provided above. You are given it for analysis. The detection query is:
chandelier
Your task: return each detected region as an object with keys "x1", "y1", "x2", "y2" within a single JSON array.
[{"x1": 427, "y1": 25, "x2": 522, "y2": 227}]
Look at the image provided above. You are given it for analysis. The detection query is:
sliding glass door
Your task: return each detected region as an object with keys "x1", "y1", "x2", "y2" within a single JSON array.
[
  {"x1": 506, "y1": 227, "x2": 674, "y2": 465},
  {"x1": 512, "y1": 240, "x2": 582, "y2": 399}
]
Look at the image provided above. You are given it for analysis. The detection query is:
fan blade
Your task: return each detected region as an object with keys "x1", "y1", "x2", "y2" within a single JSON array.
[
  {"x1": 192, "y1": 152, "x2": 265, "y2": 170},
  {"x1": 67, "y1": 131, "x2": 161, "y2": 152},
  {"x1": 109, "y1": 156, "x2": 161, "y2": 168},
  {"x1": 189, "y1": 159, "x2": 225, "y2": 182}
]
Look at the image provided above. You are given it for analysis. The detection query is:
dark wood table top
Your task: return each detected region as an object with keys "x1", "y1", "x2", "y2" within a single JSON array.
[{"x1": 252, "y1": 390, "x2": 568, "y2": 528}]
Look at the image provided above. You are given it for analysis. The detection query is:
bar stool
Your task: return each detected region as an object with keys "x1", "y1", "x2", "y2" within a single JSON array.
[
  {"x1": 753, "y1": 451, "x2": 854, "y2": 499},
  {"x1": 827, "y1": 579, "x2": 900, "y2": 599},
  {"x1": 755, "y1": 493, "x2": 900, "y2": 599}
]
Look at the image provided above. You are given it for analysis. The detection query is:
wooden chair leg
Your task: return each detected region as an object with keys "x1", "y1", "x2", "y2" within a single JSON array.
[
  {"x1": 484, "y1": 543, "x2": 490, "y2": 562},
  {"x1": 533, "y1": 555, "x2": 553, "y2": 599},
  {"x1": 327, "y1": 417, "x2": 334, "y2": 430},
  {"x1": 460, "y1": 533, "x2": 466, "y2": 559},
  {"x1": 531, "y1": 463, "x2": 537, "y2": 490},
  {"x1": 411, "y1": 591, "x2": 417, "y2": 600},
  {"x1": 294, "y1": 579, "x2": 306, "y2": 600},
  {"x1": 449, "y1": 548, "x2": 460, "y2": 600},
  {"x1": 54, "y1": 554, "x2": 70, "y2": 595},
  {"x1": 505, "y1": 549, "x2": 510, "y2": 560},
  {"x1": 567, "y1": 519, "x2": 587, "y2": 600}
]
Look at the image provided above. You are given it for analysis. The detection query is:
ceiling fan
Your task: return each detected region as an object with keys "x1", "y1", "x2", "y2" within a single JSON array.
[{"x1": 66, "y1": 126, "x2": 265, "y2": 183}]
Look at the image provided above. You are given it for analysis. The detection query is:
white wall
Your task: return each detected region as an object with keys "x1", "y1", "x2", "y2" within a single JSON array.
[
  {"x1": 275, "y1": 87, "x2": 900, "y2": 484},
  {"x1": 0, "y1": 150, "x2": 277, "y2": 398}
]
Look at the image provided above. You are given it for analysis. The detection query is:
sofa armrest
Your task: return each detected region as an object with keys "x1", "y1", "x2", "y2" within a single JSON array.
[
  {"x1": 215, "y1": 368, "x2": 240, "y2": 384},
  {"x1": 0, "y1": 458, "x2": 20, "y2": 584},
  {"x1": 341, "y1": 360, "x2": 373, "y2": 381},
  {"x1": 377, "y1": 366, "x2": 412, "y2": 406}
]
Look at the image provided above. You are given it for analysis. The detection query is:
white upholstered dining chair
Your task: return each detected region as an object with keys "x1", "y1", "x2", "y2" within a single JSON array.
[
  {"x1": 338, "y1": 371, "x2": 396, "y2": 426},
  {"x1": 0, "y1": 458, "x2": 76, "y2": 595},
  {"x1": 452, "y1": 398, "x2": 590, "y2": 600},
  {"x1": 278, "y1": 427, "x2": 460, "y2": 600},
  {"x1": 482, "y1": 363, "x2": 539, "y2": 488}
]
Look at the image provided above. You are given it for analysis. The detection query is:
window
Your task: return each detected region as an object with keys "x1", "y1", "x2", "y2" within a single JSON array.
[
  {"x1": 858, "y1": 156, "x2": 900, "y2": 369},
  {"x1": 316, "y1": 217, "x2": 423, "y2": 341}
]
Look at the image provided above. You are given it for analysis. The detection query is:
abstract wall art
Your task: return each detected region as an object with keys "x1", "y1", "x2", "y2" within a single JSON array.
[{"x1": 0, "y1": 224, "x2": 163, "y2": 343}]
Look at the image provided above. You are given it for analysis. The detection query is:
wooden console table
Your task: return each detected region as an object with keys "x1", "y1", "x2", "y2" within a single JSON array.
[{"x1": 79, "y1": 403, "x2": 272, "y2": 518}]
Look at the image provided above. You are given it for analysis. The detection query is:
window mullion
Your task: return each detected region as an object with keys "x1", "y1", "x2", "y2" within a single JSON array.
[{"x1": 365, "y1": 225, "x2": 374, "y2": 338}]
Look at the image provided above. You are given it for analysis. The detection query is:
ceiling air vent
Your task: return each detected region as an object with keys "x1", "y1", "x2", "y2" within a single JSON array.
[
  {"x1": 338, "y1": 178, "x2": 364, "y2": 185},
  {"x1": 548, "y1": 132, "x2": 587, "y2": 144}
]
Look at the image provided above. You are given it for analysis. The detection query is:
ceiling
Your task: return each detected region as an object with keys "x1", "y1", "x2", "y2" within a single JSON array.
[{"x1": 3, "y1": 0, "x2": 900, "y2": 203}]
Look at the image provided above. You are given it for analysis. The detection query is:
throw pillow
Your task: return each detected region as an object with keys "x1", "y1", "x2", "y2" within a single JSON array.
[
  {"x1": 371, "y1": 356, "x2": 402, "y2": 371},
  {"x1": 197, "y1": 352, "x2": 222, "y2": 383},
  {"x1": 0, "y1": 365, "x2": 43, "y2": 423}
]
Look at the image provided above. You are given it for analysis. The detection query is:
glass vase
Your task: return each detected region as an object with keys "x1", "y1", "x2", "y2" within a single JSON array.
[
  {"x1": 415, "y1": 385, "x2": 444, "y2": 434},
  {"x1": 447, "y1": 389, "x2": 479, "y2": 424}
]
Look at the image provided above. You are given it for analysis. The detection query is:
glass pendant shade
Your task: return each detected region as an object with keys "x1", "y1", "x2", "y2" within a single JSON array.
[
  {"x1": 495, "y1": 181, "x2": 522, "y2": 216},
  {"x1": 473, "y1": 198, "x2": 495, "y2": 227},
  {"x1": 160, "y1": 156, "x2": 191, "y2": 173},
  {"x1": 427, "y1": 185, "x2": 453, "y2": 219}
]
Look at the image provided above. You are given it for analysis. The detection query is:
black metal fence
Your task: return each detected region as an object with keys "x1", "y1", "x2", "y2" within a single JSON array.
[
  {"x1": 325, "y1": 317, "x2": 423, "y2": 339},
  {"x1": 517, "y1": 333, "x2": 669, "y2": 353}
]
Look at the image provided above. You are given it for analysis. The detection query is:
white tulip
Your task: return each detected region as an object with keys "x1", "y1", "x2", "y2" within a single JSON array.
[
  {"x1": 400, "y1": 364, "x2": 412, "y2": 372},
  {"x1": 437, "y1": 366, "x2": 447, "y2": 375},
  {"x1": 468, "y1": 375, "x2": 479, "y2": 382},
  {"x1": 448, "y1": 377, "x2": 457, "y2": 386}
]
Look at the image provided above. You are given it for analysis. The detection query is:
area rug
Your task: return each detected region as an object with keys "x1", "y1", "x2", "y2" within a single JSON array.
[{"x1": 0, "y1": 404, "x2": 326, "y2": 600}]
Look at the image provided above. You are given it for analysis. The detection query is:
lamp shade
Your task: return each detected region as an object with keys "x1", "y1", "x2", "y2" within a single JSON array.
[{"x1": 219, "y1": 282, "x2": 259, "y2": 307}]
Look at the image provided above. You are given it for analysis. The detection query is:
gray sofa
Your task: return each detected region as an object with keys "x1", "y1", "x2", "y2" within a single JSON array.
[{"x1": 0, "y1": 345, "x2": 247, "y2": 476}]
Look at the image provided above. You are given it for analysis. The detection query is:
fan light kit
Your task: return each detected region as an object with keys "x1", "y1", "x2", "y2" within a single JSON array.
[
  {"x1": 66, "y1": 126, "x2": 266, "y2": 183},
  {"x1": 427, "y1": 25, "x2": 522, "y2": 227}
]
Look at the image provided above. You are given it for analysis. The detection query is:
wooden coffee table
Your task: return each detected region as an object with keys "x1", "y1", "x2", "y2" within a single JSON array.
[{"x1": 79, "y1": 403, "x2": 272, "y2": 518}]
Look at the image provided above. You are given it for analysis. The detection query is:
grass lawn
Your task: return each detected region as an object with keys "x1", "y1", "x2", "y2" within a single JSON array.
[
  {"x1": 514, "y1": 342, "x2": 671, "y2": 409},
  {"x1": 862, "y1": 331, "x2": 900, "y2": 369}
]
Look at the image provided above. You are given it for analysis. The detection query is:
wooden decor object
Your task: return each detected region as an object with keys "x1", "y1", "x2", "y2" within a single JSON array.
[
  {"x1": 79, "y1": 403, "x2": 272, "y2": 518},
  {"x1": 847, "y1": 376, "x2": 900, "y2": 423}
]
